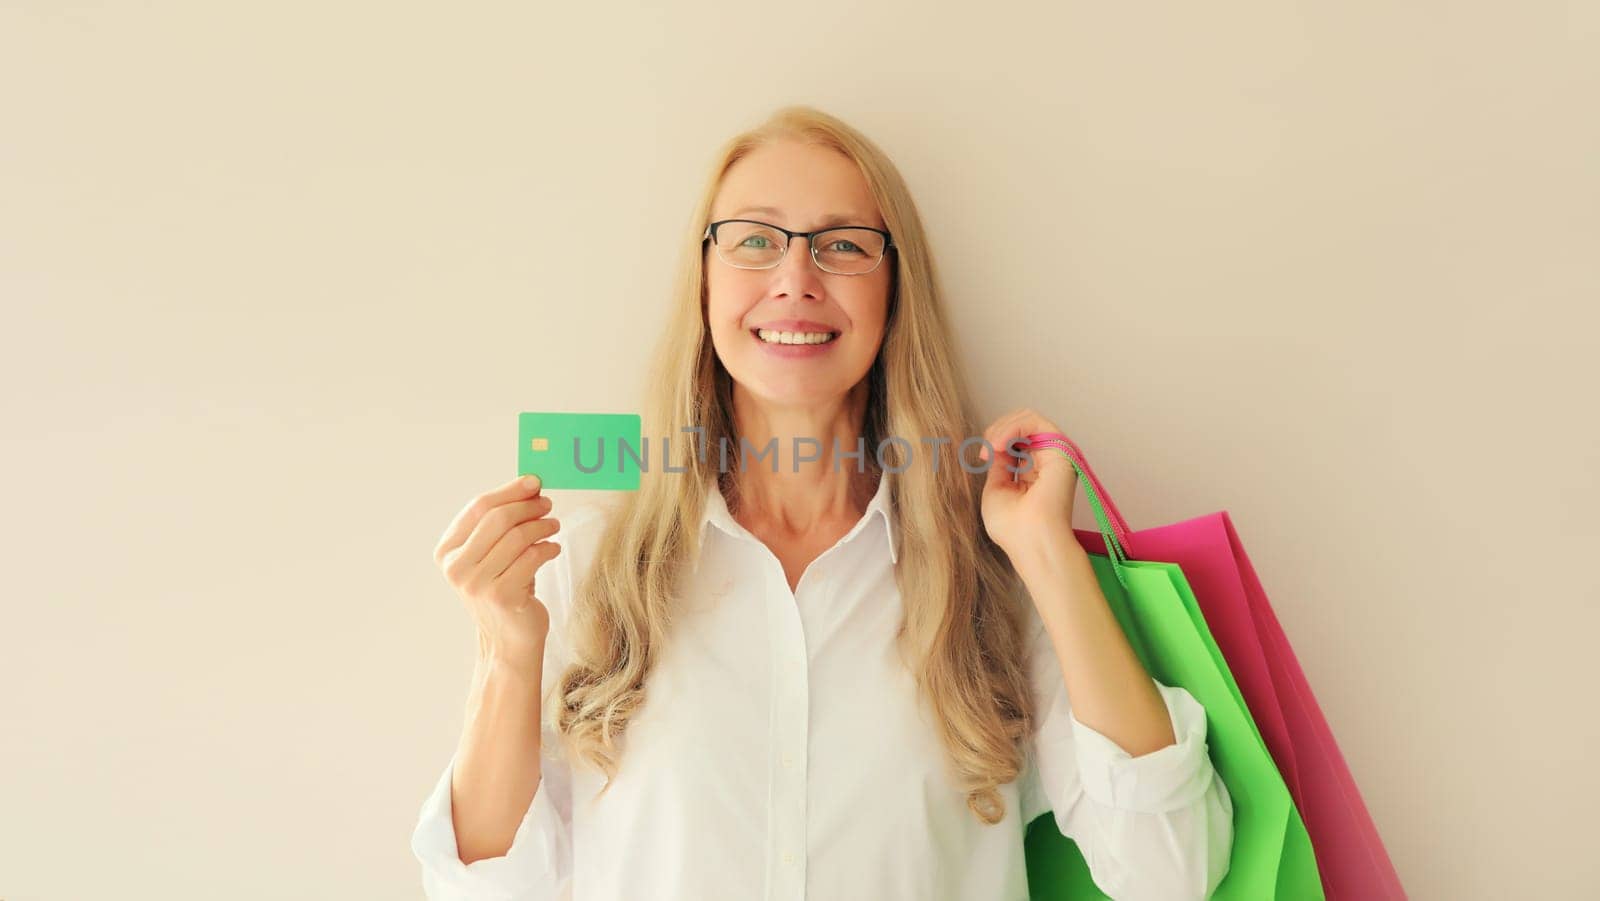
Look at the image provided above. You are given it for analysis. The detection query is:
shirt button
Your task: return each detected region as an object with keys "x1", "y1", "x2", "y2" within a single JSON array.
[
  {"x1": 782, "y1": 851, "x2": 796, "y2": 865},
  {"x1": 781, "y1": 752, "x2": 794, "y2": 768}
]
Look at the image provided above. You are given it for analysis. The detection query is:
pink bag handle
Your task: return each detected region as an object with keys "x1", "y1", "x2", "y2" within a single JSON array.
[{"x1": 1018, "y1": 432, "x2": 1137, "y2": 557}]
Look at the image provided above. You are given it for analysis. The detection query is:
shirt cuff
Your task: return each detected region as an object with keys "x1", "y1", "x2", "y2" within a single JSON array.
[
  {"x1": 409, "y1": 752, "x2": 568, "y2": 899},
  {"x1": 1069, "y1": 682, "x2": 1218, "y2": 814}
]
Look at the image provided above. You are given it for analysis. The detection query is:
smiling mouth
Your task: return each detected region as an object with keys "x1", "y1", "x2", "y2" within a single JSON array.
[{"x1": 750, "y1": 327, "x2": 840, "y2": 345}]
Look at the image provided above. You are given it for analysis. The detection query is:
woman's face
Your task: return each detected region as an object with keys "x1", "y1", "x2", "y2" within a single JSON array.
[{"x1": 704, "y1": 139, "x2": 892, "y2": 412}]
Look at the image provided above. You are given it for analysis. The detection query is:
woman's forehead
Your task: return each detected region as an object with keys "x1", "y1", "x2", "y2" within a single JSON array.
[
  {"x1": 714, "y1": 141, "x2": 884, "y2": 229},
  {"x1": 721, "y1": 204, "x2": 876, "y2": 229}
]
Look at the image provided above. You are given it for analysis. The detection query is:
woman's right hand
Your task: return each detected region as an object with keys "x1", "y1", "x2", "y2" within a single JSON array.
[{"x1": 433, "y1": 474, "x2": 563, "y2": 674}]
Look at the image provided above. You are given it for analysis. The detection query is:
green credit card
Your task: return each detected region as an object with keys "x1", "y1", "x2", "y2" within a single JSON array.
[{"x1": 518, "y1": 411, "x2": 643, "y2": 490}]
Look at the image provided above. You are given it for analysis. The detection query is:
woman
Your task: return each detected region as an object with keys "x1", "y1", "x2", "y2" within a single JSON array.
[{"x1": 411, "y1": 106, "x2": 1233, "y2": 900}]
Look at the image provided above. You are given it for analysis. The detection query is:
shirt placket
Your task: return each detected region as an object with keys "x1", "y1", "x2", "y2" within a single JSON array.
[{"x1": 764, "y1": 566, "x2": 810, "y2": 901}]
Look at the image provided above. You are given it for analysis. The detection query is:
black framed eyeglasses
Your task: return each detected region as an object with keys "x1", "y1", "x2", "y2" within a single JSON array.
[{"x1": 702, "y1": 219, "x2": 895, "y2": 276}]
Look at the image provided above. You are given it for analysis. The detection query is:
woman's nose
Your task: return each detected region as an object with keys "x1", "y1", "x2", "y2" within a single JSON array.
[{"x1": 771, "y1": 236, "x2": 826, "y2": 294}]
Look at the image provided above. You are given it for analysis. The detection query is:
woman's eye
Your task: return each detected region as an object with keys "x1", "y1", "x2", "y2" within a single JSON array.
[
  {"x1": 741, "y1": 236, "x2": 771, "y2": 248},
  {"x1": 827, "y1": 240, "x2": 863, "y2": 254}
]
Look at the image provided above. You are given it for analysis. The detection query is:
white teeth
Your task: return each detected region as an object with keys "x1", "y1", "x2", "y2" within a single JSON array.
[{"x1": 756, "y1": 328, "x2": 837, "y2": 345}]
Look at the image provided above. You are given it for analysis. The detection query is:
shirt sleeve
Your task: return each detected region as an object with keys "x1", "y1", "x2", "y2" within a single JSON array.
[
  {"x1": 1019, "y1": 599, "x2": 1235, "y2": 901},
  {"x1": 409, "y1": 742, "x2": 574, "y2": 901},
  {"x1": 409, "y1": 502, "x2": 596, "y2": 901}
]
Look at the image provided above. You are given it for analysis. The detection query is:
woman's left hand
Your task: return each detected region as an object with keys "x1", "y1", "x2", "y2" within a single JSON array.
[{"x1": 977, "y1": 407, "x2": 1081, "y2": 559}]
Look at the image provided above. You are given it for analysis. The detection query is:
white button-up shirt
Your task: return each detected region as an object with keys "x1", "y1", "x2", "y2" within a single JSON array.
[{"x1": 412, "y1": 471, "x2": 1233, "y2": 900}]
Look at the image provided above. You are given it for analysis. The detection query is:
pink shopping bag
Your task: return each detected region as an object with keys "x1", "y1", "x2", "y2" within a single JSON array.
[{"x1": 1027, "y1": 433, "x2": 1407, "y2": 900}]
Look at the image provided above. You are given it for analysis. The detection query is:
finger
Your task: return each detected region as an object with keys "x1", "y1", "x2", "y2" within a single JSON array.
[
  {"x1": 1002, "y1": 408, "x2": 1069, "y2": 473},
  {"x1": 977, "y1": 408, "x2": 1023, "y2": 462},
  {"x1": 1000, "y1": 408, "x2": 1051, "y2": 453},
  {"x1": 450, "y1": 495, "x2": 553, "y2": 576},
  {"x1": 986, "y1": 411, "x2": 1034, "y2": 488},
  {"x1": 435, "y1": 475, "x2": 543, "y2": 564},
  {"x1": 495, "y1": 539, "x2": 563, "y2": 602},
  {"x1": 985, "y1": 438, "x2": 1019, "y2": 493},
  {"x1": 1014, "y1": 410, "x2": 1059, "y2": 482},
  {"x1": 983, "y1": 409, "x2": 1032, "y2": 470},
  {"x1": 480, "y1": 514, "x2": 562, "y2": 584}
]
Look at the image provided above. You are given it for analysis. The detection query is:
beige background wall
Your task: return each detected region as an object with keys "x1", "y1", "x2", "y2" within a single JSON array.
[{"x1": 2, "y1": 2, "x2": 1595, "y2": 898}]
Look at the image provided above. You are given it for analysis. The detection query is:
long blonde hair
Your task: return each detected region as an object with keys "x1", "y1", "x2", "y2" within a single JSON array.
[{"x1": 552, "y1": 105, "x2": 1033, "y2": 824}]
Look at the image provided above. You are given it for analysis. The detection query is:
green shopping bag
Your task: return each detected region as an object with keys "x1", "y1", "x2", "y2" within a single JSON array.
[{"x1": 1023, "y1": 455, "x2": 1323, "y2": 899}]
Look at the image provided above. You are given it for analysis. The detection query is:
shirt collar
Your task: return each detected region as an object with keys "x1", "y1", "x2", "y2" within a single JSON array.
[{"x1": 697, "y1": 469, "x2": 900, "y2": 567}]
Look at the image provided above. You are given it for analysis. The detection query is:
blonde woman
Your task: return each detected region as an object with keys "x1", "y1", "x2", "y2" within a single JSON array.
[{"x1": 411, "y1": 106, "x2": 1233, "y2": 901}]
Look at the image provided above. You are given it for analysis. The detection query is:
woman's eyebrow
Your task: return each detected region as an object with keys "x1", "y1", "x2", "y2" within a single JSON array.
[{"x1": 727, "y1": 205, "x2": 873, "y2": 228}]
